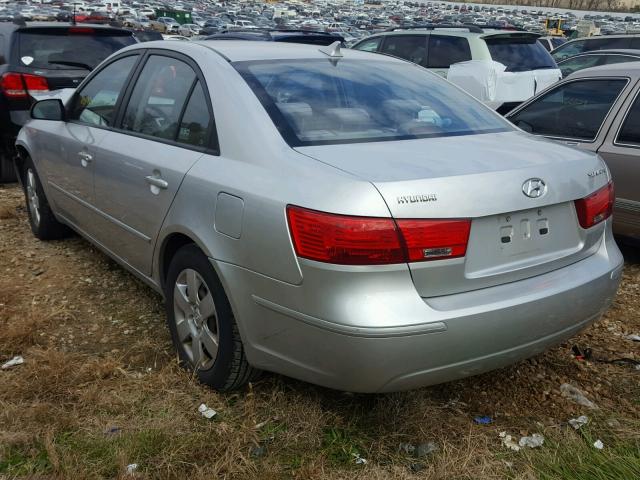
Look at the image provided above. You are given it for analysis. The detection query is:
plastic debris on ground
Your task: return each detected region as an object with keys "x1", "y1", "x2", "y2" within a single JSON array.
[
  {"x1": 250, "y1": 444, "x2": 266, "y2": 458},
  {"x1": 571, "y1": 345, "x2": 592, "y2": 361},
  {"x1": 126, "y1": 463, "x2": 138, "y2": 475},
  {"x1": 519, "y1": 433, "x2": 544, "y2": 449},
  {"x1": 474, "y1": 415, "x2": 492, "y2": 424},
  {"x1": 353, "y1": 453, "x2": 367, "y2": 465},
  {"x1": 399, "y1": 442, "x2": 416, "y2": 455},
  {"x1": 198, "y1": 403, "x2": 217, "y2": 419},
  {"x1": 568, "y1": 415, "x2": 589, "y2": 430},
  {"x1": 104, "y1": 426, "x2": 122, "y2": 436},
  {"x1": 560, "y1": 383, "x2": 597, "y2": 409},
  {"x1": 499, "y1": 432, "x2": 520, "y2": 452},
  {"x1": 416, "y1": 442, "x2": 438, "y2": 457},
  {"x1": 626, "y1": 334, "x2": 640, "y2": 342},
  {"x1": 1, "y1": 356, "x2": 24, "y2": 369},
  {"x1": 594, "y1": 439, "x2": 604, "y2": 450}
]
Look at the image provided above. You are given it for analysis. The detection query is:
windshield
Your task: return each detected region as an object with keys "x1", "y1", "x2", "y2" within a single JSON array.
[
  {"x1": 18, "y1": 30, "x2": 136, "y2": 70},
  {"x1": 235, "y1": 59, "x2": 511, "y2": 147},
  {"x1": 485, "y1": 37, "x2": 557, "y2": 72}
]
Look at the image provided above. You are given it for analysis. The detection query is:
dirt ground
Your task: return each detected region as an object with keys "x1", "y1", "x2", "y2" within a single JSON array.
[{"x1": 1, "y1": 183, "x2": 639, "y2": 479}]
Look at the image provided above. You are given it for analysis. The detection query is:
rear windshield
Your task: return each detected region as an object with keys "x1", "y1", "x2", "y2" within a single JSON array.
[
  {"x1": 235, "y1": 59, "x2": 510, "y2": 147},
  {"x1": 17, "y1": 29, "x2": 136, "y2": 70},
  {"x1": 485, "y1": 36, "x2": 557, "y2": 72}
]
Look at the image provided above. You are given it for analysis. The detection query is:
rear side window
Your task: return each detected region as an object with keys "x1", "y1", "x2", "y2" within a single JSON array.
[
  {"x1": 122, "y1": 55, "x2": 196, "y2": 141},
  {"x1": 0, "y1": 35, "x2": 5, "y2": 64},
  {"x1": 17, "y1": 29, "x2": 136, "y2": 70},
  {"x1": 379, "y1": 35, "x2": 428, "y2": 68},
  {"x1": 509, "y1": 79, "x2": 627, "y2": 141},
  {"x1": 427, "y1": 35, "x2": 471, "y2": 68},
  {"x1": 353, "y1": 37, "x2": 382, "y2": 52},
  {"x1": 69, "y1": 55, "x2": 138, "y2": 127},
  {"x1": 602, "y1": 54, "x2": 640, "y2": 66},
  {"x1": 616, "y1": 93, "x2": 640, "y2": 146},
  {"x1": 584, "y1": 37, "x2": 631, "y2": 52},
  {"x1": 485, "y1": 36, "x2": 556, "y2": 72},
  {"x1": 177, "y1": 81, "x2": 213, "y2": 148}
]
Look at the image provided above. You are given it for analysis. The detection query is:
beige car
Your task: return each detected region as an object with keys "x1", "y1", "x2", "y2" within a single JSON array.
[{"x1": 508, "y1": 63, "x2": 640, "y2": 243}]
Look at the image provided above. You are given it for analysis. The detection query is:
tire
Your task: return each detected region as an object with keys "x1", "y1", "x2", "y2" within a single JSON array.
[
  {"x1": 21, "y1": 156, "x2": 71, "y2": 240},
  {"x1": 0, "y1": 151, "x2": 17, "y2": 183},
  {"x1": 165, "y1": 244, "x2": 259, "y2": 391}
]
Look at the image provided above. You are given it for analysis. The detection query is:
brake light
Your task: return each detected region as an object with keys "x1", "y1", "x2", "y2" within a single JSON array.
[
  {"x1": 286, "y1": 205, "x2": 471, "y2": 265},
  {"x1": 574, "y1": 182, "x2": 614, "y2": 229},
  {"x1": 0, "y1": 72, "x2": 48, "y2": 99}
]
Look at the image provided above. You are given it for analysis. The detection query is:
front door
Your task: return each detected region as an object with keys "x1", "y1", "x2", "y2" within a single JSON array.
[{"x1": 49, "y1": 54, "x2": 140, "y2": 232}]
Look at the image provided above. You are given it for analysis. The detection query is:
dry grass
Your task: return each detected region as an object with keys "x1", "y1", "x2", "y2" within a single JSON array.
[{"x1": 1, "y1": 183, "x2": 639, "y2": 479}]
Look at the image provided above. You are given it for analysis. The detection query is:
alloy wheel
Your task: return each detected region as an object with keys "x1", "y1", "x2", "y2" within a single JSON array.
[{"x1": 173, "y1": 268, "x2": 219, "y2": 370}]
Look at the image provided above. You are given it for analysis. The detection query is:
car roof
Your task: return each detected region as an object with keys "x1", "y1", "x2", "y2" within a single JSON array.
[
  {"x1": 0, "y1": 21, "x2": 132, "y2": 34},
  {"x1": 561, "y1": 49, "x2": 640, "y2": 57},
  {"x1": 567, "y1": 61, "x2": 640, "y2": 78},
  {"x1": 180, "y1": 39, "x2": 406, "y2": 62},
  {"x1": 359, "y1": 27, "x2": 540, "y2": 40},
  {"x1": 565, "y1": 34, "x2": 640, "y2": 42}
]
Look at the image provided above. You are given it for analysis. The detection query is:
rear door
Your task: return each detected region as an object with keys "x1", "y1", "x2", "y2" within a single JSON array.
[
  {"x1": 45, "y1": 53, "x2": 140, "y2": 230},
  {"x1": 91, "y1": 52, "x2": 216, "y2": 276},
  {"x1": 597, "y1": 86, "x2": 640, "y2": 239}
]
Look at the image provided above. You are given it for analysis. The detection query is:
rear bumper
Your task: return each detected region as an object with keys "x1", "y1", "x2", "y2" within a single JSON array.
[{"x1": 215, "y1": 222, "x2": 623, "y2": 393}]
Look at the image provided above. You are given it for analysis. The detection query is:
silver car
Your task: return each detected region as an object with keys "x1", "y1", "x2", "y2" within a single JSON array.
[{"x1": 14, "y1": 41, "x2": 623, "y2": 393}]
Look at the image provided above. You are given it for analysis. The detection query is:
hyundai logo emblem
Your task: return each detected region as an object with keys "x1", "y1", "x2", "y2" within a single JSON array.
[{"x1": 522, "y1": 178, "x2": 547, "y2": 198}]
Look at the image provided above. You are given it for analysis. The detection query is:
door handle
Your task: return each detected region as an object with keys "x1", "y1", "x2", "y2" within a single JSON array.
[
  {"x1": 78, "y1": 151, "x2": 93, "y2": 167},
  {"x1": 145, "y1": 175, "x2": 169, "y2": 189}
]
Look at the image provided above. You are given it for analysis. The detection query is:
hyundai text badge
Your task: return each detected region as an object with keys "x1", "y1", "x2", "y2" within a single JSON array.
[{"x1": 522, "y1": 178, "x2": 547, "y2": 198}]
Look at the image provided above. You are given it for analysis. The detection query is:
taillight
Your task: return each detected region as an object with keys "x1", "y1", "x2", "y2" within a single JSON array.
[
  {"x1": 574, "y1": 181, "x2": 614, "y2": 229},
  {"x1": 286, "y1": 205, "x2": 471, "y2": 265},
  {"x1": 396, "y1": 219, "x2": 471, "y2": 261},
  {"x1": 0, "y1": 72, "x2": 49, "y2": 99},
  {"x1": 286, "y1": 206, "x2": 404, "y2": 265}
]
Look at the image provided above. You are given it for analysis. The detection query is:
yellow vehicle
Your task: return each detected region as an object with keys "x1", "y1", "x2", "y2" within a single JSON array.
[{"x1": 545, "y1": 18, "x2": 564, "y2": 36}]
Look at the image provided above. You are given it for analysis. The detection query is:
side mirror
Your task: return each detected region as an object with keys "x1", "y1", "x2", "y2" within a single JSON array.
[{"x1": 31, "y1": 99, "x2": 66, "y2": 121}]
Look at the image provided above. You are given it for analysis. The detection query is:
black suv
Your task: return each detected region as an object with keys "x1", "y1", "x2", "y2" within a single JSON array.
[
  {"x1": 204, "y1": 29, "x2": 345, "y2": 46},
  {"x1": 0, "y1": 22, "x2": 137, "y2": 181}
]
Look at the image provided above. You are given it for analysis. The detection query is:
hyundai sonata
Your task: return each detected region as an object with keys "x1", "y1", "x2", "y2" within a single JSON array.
[{"x1": 14, "y1": 41, "x2": 623, "y2": 392}]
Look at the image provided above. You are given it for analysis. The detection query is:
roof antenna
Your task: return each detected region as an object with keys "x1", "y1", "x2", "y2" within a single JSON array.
[{"x1": 318, "y1": 40, "x2": 343, "y2": 62}]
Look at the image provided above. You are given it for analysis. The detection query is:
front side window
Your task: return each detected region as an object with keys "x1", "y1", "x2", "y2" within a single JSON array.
[
  {"x1": 379, "y1": 35, "x2": 428, "y2": 67},
  {"x1": 69, "y1": 55, "x2": 138, "y2": 127},
  {"x1": 558, "y1": 54, "x2": 602, "y2": 77},
  {"x1": 235, "y1": 59, "x2": 511, "y2": 147},
  {"x1": 508, "y1": 79, "x2": 627, "y2": 141},
  {"x1": 122, "y1": 55, "x2": 196, "y2": 141},
  {"x1": 427, "y1": 35, "x2": 471, "y2": 68},
  {"x1": 352, "y1": 36, "x2": 382, "y2": 52},
  {"x1": 552, "y1": 40, "x2": 585, "y2": 61},
  {"x1": 485, "y1": 36, "x2": 556, "y2": 72},
  {"x1": 616, "y1": 93, "x2": 640, "y2": 146}
]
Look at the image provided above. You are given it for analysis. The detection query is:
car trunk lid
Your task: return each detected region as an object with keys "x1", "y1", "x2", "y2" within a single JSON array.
[{"x1": 296, "y1": 131, "x2": 609, "y2": 297}]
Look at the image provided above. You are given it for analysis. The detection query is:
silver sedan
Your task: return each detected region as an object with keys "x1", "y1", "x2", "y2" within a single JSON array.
[{"x1": 14, "y1": 40, "x2": 623, "y2": 392}]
